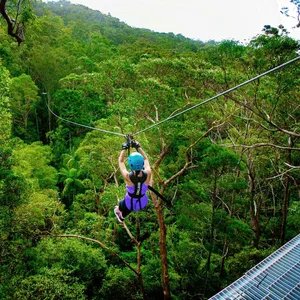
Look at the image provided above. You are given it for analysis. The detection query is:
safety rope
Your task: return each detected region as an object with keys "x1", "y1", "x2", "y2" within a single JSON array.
[
  {"x1": 134, "y1": 55, "x2": 300, "y2": 136},
  {"x1": 46, "y1": 100, "x2": 126, "y2": 137}
]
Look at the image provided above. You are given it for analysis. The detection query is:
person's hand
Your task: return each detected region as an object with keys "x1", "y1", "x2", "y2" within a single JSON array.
[
  {"x1": 131, "y1": 140, "x2": 140, "y2": 150},
  {"x1": 122, "y1": 142, "x2": 129, "y2": 150}
]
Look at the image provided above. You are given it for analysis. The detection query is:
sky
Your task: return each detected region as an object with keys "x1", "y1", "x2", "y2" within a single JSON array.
[{"x1": 61, "y1": 0, "x2": 299, "y2": 42}]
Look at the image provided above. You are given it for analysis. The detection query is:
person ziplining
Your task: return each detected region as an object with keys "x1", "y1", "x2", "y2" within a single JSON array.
[{"x1": 114, "y1": 140, "x2": 152, "y2": 222}]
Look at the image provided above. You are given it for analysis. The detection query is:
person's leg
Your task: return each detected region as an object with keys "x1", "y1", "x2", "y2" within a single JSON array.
[
  {"x1": 118, "y1": 199, "x2": 131, "y2": 218},
  {"x1": 114, "y1": 204, "x2": 124, "y2": 222}
]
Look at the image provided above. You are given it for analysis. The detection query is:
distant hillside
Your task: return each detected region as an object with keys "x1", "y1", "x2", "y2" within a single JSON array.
[{"x1": 41, "y1": 0, "x2": 205, "y2": 51}]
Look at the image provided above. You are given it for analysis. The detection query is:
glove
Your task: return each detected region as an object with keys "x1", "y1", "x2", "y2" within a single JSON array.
[
  {"x1": 131, "y1": 140, "x2": 140, "y2": 149},
  {"x1": 122, "y1": 142, "x2": 129, "y2": 150}
]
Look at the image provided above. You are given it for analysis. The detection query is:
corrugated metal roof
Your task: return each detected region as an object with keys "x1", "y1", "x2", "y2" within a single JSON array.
[{"x1": 210, "y1": 234, "x2": 300, "y2": 300}]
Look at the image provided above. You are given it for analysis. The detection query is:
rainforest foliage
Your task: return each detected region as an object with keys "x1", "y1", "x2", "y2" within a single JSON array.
[{"x1": 0, "y1": 1, "x2": 300, "y2": 299}]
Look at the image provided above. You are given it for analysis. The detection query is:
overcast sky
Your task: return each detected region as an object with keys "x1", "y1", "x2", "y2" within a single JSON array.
[{"x1": 61, "y1": 0, "x2": 299, "y2": 42}]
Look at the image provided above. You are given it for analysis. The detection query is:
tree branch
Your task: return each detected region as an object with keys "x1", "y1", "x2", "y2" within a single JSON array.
[
  {"x1": 152, "y1": 144, "x2": 171, "y2": 170},
  {"x1": 226, "y1": 94, "x2": 300, "y2": 137},
  {"x1": 223, "y1": 142, "x2": 300, "y2": 151},
  {"x1": 0, "y1": 0, "x2": 24, "y2": 45},
  {"x1": 267, "y1": 167, "x2": 299, "y2": 180},
  {"x1": 164, "y1": 122, "x2": 226, "y2": 186},
  {"x1": 284, "y1": 162, "x2": 300, "y2": 169},
  {"x1": 47, "y1": 234, "x2": 139, "y2": 275},
  {"x1": 122, "y1": 222, "x2": 139, "y2": 247}
]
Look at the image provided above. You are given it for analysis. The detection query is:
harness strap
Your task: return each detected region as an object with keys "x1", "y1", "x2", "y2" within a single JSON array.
[
  {"x1": 129, "y1": 193, "x2": 145, "y2": 211},
  {"x1": 148, "y1": 185, "x2": 168, "y2": 202},
  {"x1": 129, "y1": 171, "x2": 147, "y2": 210},
  {"x1": 128, "y1": 192, "x2": 145, "y2": 199}
]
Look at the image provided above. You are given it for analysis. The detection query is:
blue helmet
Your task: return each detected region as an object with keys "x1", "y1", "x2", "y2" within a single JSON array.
[{"x1": 128, "y1": 152, "x2": 144, "y2": 171}]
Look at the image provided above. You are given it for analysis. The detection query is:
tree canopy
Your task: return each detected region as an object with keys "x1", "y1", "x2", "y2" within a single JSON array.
[{"x1": 0, "y1": 1, "x2": 299, "y2": 299}]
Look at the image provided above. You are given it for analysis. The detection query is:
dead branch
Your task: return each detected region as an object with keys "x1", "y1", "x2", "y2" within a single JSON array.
[
  {"x1": 154, "y1": 104, "x2": 159, "y2": 122},
  {"x1": 267, "y1": 168, "x2": 299, "y2": 180},
  {"x1": 144, "y1": 115, "x2": 156, "y2": 123},
  {"x1": 284, "y1": 162, "x2": 300, "y2": 169}
]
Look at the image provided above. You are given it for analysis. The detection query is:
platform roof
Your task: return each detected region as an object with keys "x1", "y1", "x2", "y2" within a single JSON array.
[{"x1": 210, "y1": 234, "x2": 300, "y2": 300}]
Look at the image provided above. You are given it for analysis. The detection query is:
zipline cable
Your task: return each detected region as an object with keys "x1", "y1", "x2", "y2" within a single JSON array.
[
  {"x1": 46, "y1": 56, "x2": 299, "y2": 138},
  {"x1": 46, "y1": 100, "x2": 126, "y2": 137},
  {"x1": 134, "y1": 55, "x2": 300, "y2": 136}
]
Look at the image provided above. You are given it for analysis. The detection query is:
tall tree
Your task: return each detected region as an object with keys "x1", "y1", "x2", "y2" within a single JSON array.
[
  {"x1": 0, "y1": 62, "x2": 11, "y2": 142},
  {"x1": 9, "y1": 73, "x2": 39, "y2": 141}
]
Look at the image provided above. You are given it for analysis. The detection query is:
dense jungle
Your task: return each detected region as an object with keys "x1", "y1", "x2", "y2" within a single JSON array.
[{"x1": 0, "y1": 0, "x2": 300, "y2": 299}]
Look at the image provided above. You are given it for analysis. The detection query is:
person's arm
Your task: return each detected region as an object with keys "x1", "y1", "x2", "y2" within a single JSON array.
[
  {"x1": 138, "y1": 146, "x2": 152, "y2": 184},
  {"x1": 118, "y1": 149, "x2": 129, "y2": 179},
  {"x1": 137, "y1": 147, "x2": 151, "y2": 173}
]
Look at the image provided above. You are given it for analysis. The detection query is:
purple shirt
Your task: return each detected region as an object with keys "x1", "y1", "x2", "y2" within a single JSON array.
[{"x1": 124, "y1": 183, "x2": 149, "y2": 211}]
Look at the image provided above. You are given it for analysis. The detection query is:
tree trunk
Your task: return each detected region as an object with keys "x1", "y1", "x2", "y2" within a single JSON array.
[
  {"x1": 150, "y1": 145, "x2": 171, "y2": 299},
  {"x1": 280, "y1": 177, "x2": 291, "y2": 246},
  {"x1": 219, "y1": 237, "x2": 228, "y2": 279},
  {"x1": 117, "y1": 222, "x2": 148, "y2": 300},
  {"x1": 46, "y1": 93, "x2": 51, "y2": 132},
  {"x1": 203, "y1": 174, "x2": 217, "y2": 297},
  {"x1": 153, "y1": 199, "x2": 171, "y2": 300},
  {"x1": 280, "y1": 142, "x2": 293, "y2": 246},
  {"x1": 136, "y1": 232, "x2": 147, "y2": 300},
  {"x1": 246, "y1": 151, "x2": 261, "y2": 248}
]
